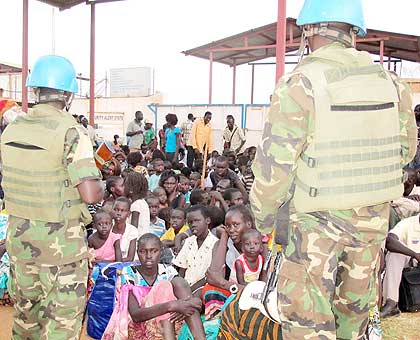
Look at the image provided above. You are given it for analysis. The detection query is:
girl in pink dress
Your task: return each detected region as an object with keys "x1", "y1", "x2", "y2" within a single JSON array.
[{"x1": 88, "y1": 209, "x2": 122, "y2": 262}]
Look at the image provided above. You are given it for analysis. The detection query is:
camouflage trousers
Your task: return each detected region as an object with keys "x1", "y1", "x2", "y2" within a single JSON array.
[
  {"x1": 8, "y1": 259, "x2": 88, "y2": 340},
  {"x1": 277, "y1": 214, "x2": 381, "y2": 340}
]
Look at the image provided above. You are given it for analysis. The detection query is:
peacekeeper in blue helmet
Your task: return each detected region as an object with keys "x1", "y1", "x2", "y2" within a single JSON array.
[
  {"x1": 249, "y1": 1, "x2": 418, "y2": 339},
  {"x1": 1, "y1": 55, "x2": 103, "y2": 340}
]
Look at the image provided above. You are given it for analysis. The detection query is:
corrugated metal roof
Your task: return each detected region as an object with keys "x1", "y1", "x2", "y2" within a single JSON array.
[
  {"x1": 0, "y1": 62, "x2": 22, "y2": 74},
  {"x1": 183, "y1": 18, "x2": 420, "y2": 66},
  {"x1": 36, "y1": 0, "x2": 85, "y2": 10}
]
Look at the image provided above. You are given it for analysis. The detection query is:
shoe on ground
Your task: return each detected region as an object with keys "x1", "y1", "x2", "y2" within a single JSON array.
[{"x1": 380, "y1": 300, "x2": 401, "y2": 319}]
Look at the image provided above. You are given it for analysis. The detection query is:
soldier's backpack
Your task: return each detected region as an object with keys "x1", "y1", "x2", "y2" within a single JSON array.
[{"x1": 398, "y1": 261, "x2": 420, "y2": 312}]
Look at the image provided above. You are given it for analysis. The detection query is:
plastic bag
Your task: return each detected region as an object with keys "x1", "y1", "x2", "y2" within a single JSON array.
[{"x1": 86, "y1": 262, "x2": 120, "y2": 339}]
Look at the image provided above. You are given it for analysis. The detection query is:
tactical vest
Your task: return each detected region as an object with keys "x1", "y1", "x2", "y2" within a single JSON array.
[
  {"x1": 293, "y1": 46, "x2": 404, "y2": 213},
  {"x1": 1, "y1": 104, "x2": 88, "y2": 223}
]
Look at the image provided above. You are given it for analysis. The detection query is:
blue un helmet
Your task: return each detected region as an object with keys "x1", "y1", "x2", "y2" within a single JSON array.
[
  {"x1": 297, "y1": 0, "x2": 367, "y2": 37},
  {"x1": 26, "y1": 55, "x2": 78, "y2": 93}
]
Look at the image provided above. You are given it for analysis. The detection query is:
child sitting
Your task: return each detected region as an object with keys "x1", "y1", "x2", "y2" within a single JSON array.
[
  {"x1": 189, "y1": 189, "x2": 210, "y2": 206},
  {"x1": 189, "y1": 172, "x2": 201, "y2": 190},
  {"x1": 161, "y1": 208, "x2": 189, "y2": 249},
  {"x1": 111, "y1": 197, "x2": 138, "y2": 262},
  {"x1": 88, "y1": 210, "x2": 122, "y2": 262},
  {"x1": 153, "y1": 186, "x2": 168, "y2": 209},
  {"x1": 207, "y1": 150, "x2": 219, "y2": 170},
  {"x1": 223, "y1": 188, "x2": 244, "y2": 208},
  {"x1": 172, "y1": 205, "x2": 218, "y2": 292},
  {"x1": 146, "y1": 195, "x2": 166, "y2": 237},
  {"x1": 105, "y1": 234, "x2": 206, "y2": 340},
  {"x1": 104, "y1": 176, "x2": 125, "y2": 206},
  {"x1": 149, "y1": 158, "x2": 165, "y2": 192},
  {"x1": 124, "y1": 172, "x2": 150, "y2": 236},
  {"x1": 178, "y1": 175, "x2": 191, "y2": 206},
  {"x1": 237, "y1": 155, "x2": 255, "y2": 194},
  {"x1": 127, "y1": 152, "x2": 149, "y2": 179},
  {"x1": 233, "y1": 229, "x2": 265, "y2": 284}
]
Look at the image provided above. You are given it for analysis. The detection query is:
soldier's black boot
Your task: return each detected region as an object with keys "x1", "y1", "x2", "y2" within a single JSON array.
[{"x1": 380, "y1": 299, "x2": 401, "y2": 318}]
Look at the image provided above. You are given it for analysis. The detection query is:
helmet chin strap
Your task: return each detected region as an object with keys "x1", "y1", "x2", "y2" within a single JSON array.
[
  {"x1": 35, "y1": 88, "x2": 73, "y2": 111},
  {"x1": 64, "y1": 93, "x2": 74, "y2": 112},
  {"x1": 298, "y1": 23, "x2": 358, "y2": 61}
]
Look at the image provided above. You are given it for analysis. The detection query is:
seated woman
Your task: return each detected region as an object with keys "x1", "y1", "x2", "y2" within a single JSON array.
[
  {"x1": 159, "y1": 170, "x2": 185, "y2": 209},
  {"x1": 204, "y1": 205, "x2": 282, "y2": 340},
  {"x1": 123, "y1": 234, "x2": 206, "y2": 340}
]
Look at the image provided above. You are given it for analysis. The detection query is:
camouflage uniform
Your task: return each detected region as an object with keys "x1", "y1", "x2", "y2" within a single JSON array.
[
  {"x1": 2, "y1": 105, "x2": 101, "y2": 340},
  {"x1": 250, "y1": 43, "x2": 417, "y2": 340}
]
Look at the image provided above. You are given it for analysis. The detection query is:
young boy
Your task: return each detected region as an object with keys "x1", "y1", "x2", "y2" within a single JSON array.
[
  {"x1": 189, "y1": 172, "x2": 201, "y2": 190},
  {"x1": 172, "y1": 205, "x2": 218, "y2": 292},
  {"x1": 111, "y1": 197, "x2": 138, "y2": 262},
  {"x1": 146, "y1": 195, "x2": 166, "y2": 237},
  {"x1": 223, "y1": 188, "x2": 244, "y2": 208},
  {"x1": 237, "y1": 155, "x2": 255, "y2": 194},
  {"x1": 153, "y1": 186, "x2": 168, "y2": 209},
  {"x1": 161, "y1": 208, "x2": 189, "y2": 248},
  {"x1": 144, "y1": 118, "x2": 155, "y2": 145},
  {"x1": 210, "y1": 156, "x2": 248, "y2": 202},
  {"x1": 148, "y1": 158, "x2": 165, "y2": 192},
  {"x1": 189, "y1": 189, "x2": 210, "y2": 206},
  {"x1": 178, "y1": 175, "x2": 191, "y2": 206}
]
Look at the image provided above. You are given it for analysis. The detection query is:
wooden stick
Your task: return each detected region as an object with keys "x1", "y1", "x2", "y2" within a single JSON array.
[{"x1": 200, "y1": 143, "x2": 208, "y2": 189}]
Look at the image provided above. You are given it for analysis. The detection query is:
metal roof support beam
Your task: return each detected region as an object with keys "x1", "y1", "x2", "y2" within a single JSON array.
[
  {"x1": 276, "y1": 0, "x2": 287, "y2": 81},
  {"x1": 208, "y1": 44, "x2": 276, "y2": 53},
  {"x1": 251, "y1": 64, "x2": 255, "y2": 104},
  {"x1": 89, "y1": 2, "x2": 95, "y2": 126},
  {"x1": 207, "y1": 41, "x2": 300, "y2": 54},
  {"x1": 232, "y1": 62, "x2": 237, "y2": 104},
  {"x1": 356, "y1": 37, "x2": 390, "y2": 43},
  {"x1": 22, "y1": 0, "x2": 29, "y2": 113},
  {"x1": 380, "y1": 40, "x2": 384, "y2": 65},
  {"x1": 209, "y1": 51, "x2": 213, "y2": 104}
]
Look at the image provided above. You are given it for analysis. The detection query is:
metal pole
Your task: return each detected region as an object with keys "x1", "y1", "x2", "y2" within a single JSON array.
[
  {"x1": 22, "y1": 0, "x2": 29, "y2": 112},
  {"x1": 251, "y1": 64, "x2": 255, "y2": 104},
  {"x1": 51, "y1": 7, "x2": 56, "y2": 54},
  {"x1": 209, "y1": 51, "x2": 213, "y2": 104},
  {"x1": 89, "y1": 3, "x2": 96, "y2": 126},
  {"x1": 379, "y1": 40, "x2": 384, "y2": 65},
  {"x1": 275, "y1": 0, "x2": 287, "y2": 82},
  {"x1": 232, "y1": 63, "x2": 236, "y2": 104}
]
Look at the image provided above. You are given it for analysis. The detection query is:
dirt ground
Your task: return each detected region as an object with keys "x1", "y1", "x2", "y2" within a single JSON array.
[{"x1": 1, "y1": 306, "x2": 419, "y2": 340}]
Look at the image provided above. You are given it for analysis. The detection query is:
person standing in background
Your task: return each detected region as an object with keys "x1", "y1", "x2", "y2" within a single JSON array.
[
  {"x1": 189, "y1": 111, "x2": 213, "y2": 161},
  {"x1": 182, "y1": 113, "x2": 195, "y2": 168},
  {"x1": 223, "y1": 115, "x2": 246, "y2": 155},
  {"x1": 79, "y1": 115, "x2": 97, "y2": 147},
  {"x1": 164, "y1": 113, "x2": 182, "y2": 164},
  {"x1": 126, "y1": 110, "x2": 144, "y2": 152}
]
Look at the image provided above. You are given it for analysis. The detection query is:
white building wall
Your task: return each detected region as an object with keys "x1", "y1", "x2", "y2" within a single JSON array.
[{"x1": 70, "y1": 94, "x2": 163, "y2": 143}]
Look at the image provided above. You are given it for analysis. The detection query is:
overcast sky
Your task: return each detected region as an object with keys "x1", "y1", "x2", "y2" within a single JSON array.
[{"x1": 2, "y1": 0, "x2": 420, "y2": 104}]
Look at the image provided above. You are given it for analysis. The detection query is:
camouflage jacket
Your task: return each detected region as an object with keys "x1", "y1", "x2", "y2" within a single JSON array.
[
  {"x1": 250, "y1": 43, "x2": 417, "y2": 244},
  {"x1": 4, "y1": 105, "x2": 101, "y2": 265}
]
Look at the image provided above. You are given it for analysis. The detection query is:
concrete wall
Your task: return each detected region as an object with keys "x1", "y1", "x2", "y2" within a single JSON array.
[
  {"x1": 70, "y1": 94, "x2": 163, "y2": 142},
  {"x1": 150, "y1": 104, "x2": 269, "y2": 153}
]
